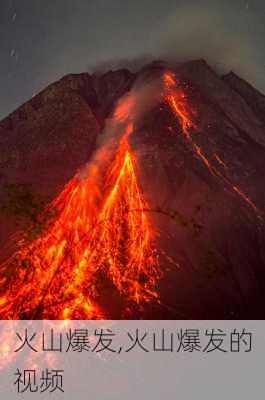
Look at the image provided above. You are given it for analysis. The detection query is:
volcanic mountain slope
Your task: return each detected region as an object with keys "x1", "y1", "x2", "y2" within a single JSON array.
[{"x1": 0, "y1": 59, "x2": 264, "y2": 319}]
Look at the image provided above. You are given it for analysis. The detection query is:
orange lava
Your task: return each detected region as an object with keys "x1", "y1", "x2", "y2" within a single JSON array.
[
  {"x1": 164, "y1": 71, "x2": 215, "y2": 173},
  {"x1": 0, "y1": 70, "x2": 261, "y2": 321},
  {"x1": 0, "y1": 122, "x2": 160, "y2": 319},
  {"x1": 164, "y1": 71, "x2": 261, "y2": 217}
]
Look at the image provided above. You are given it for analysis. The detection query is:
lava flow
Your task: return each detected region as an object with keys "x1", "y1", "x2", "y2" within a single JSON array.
[
  {"x1": 163, "y1": 71, "x2": 261, "y2": 217},
  {"x1": 0, "y1": 118, "x2": 160, "y2": 319},
  {"x1": 0, "y1": 69, "x2": 261, "y2": 320}
]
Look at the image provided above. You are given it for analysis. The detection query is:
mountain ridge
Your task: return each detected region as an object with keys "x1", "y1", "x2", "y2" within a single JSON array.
[{"x1": 0, "y1": 59, "x2": 264, "y2": 318}]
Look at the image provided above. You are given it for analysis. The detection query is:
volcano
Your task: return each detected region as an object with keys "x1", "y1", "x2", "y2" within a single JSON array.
[{"x1": 0, "y1": 59, "x2": 264, "y2": 319}]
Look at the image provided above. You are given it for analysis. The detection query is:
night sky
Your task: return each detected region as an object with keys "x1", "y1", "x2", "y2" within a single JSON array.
[{"x1": 0, "y1": 0, "x2": 264, "y2": 119}]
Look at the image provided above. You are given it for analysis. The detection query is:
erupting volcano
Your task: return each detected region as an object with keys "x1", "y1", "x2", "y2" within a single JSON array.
[
  {"x1": 0, "y1": 94, "x2": 161, "y2": 319},
  {"x1": 0, "y1": 60, "x2": 265, "y2": 319}
]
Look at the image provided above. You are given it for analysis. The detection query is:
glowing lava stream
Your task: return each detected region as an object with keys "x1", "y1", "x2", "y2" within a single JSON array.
[
  {"x1": 0, "y1": 122, "x2": 160, "y2": 319},
  {"x1": 163, "y1": 71, "x2": 261, "y2": 218}
]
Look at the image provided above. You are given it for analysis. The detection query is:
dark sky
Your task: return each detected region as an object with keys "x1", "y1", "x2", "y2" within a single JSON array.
[{"x1": 0, "y1": 0, "x2": 264, "y2": 119}]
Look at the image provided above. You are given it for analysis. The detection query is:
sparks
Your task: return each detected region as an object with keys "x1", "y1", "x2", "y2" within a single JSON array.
[
  {"x1": 0, "y1": 117, "x2": 160, "y2": 319},
  {"x1": 164, "y1": 71, "x2": 261, "y2": 217}
]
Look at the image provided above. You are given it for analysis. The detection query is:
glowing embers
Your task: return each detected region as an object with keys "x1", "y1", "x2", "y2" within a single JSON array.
[
  {"x1": 0, "y1": 125, "x2": 160, "y2": 320},
  {"x1": 164, "y1": 71, "x2": 260, "y2": 217},
  {"x1": 90, "y1": 139, "x2": 159, "y2": 304},
  {"x1": 164, "y1": 71, "x2": 196, "y2": 139},
  {"x1": 164, "y1": 71, "x2": 214, "y2": 171}
]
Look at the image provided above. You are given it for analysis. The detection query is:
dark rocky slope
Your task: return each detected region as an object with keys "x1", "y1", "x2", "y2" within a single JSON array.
[{"x1": 0, "y1": 60, "x2": 264, "y2": 318}]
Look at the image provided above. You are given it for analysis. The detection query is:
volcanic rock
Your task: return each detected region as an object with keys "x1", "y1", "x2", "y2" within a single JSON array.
[{"x1": 0, "y1": 59, "x2": 264, "y2": 318}]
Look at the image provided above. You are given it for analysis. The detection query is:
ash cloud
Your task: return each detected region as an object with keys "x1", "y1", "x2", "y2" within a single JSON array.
[
  {"x1": 88, "y1": 1, "x2": 265, "y2": 93},
  {"x1": 1, "y1": 0, "x2": 264, "y2": 119},
  {"x1": 156, "y1": 1, "x2": 265, "y2": 92}
]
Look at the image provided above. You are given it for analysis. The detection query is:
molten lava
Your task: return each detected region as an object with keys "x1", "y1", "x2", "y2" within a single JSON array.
[
  {"x1": 0, "y1": 121, "x2": 160, "y2": 319},
  {"x1": 164, "y1": 71, "x2": 260, "y2": 217},
  {"x1": 0, "y1": 69, "x2": 261, "y2": 320}
]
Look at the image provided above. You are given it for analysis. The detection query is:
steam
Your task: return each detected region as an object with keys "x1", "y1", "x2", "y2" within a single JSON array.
[
  {"x1": 2, "y1": 0, "x2": 264, "y2": 119},
  {"x1": 89, "y1": 1, "x2": 265, "y2": 93},
  {"x1": 157, "y1": 2, "x2": 264, "y2": 90},
  {"x1": 78, "y1": 75, "x2": 164, "y2": 181}
]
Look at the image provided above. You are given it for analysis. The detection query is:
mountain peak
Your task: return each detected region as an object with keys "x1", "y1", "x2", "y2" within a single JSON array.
[{"x1": 0, "y1": 60, "x2": 265, "y2": 318}]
